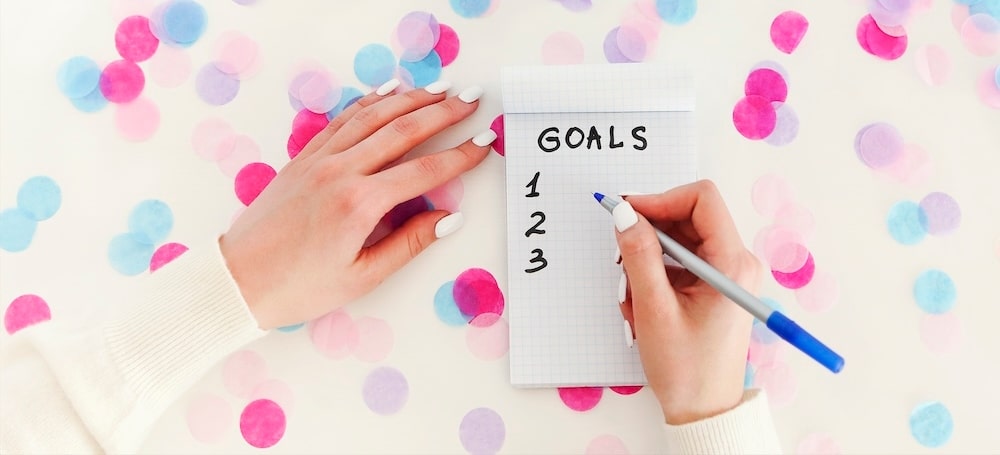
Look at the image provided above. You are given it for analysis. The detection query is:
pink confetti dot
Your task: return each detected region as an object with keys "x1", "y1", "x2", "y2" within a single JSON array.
[
  {"x1": 751, "y1": 174, "x2": 795, "y2": 218},
  {"x1": 454, "y1": 268, "x2": 505, "y2": 320},
  {"x1": 250, "y1": 379, "x2": 295, "y2": 411},
  {"x1": 213, "y1": 31, "x2": 260, "y2": 77},
  {"x1": 489, "y1": 114, "x2": 505, "y2": 156},
  {"x1": 609, "y1": 385, "x2": 643, "y2": 395},
  {"x1": 234, "y1": 162, "x2": 276, "y2": 206},
  {"x1": 951, "y1": 3, "x2": 971, "y2": 31},
  {"x1": 186, "y1": 394, "x2": 232, "y2": 444},
  {"x1": 149, "y1": 242, "x2": 188, "y2": 272},
  {"x1": 286, "y1": 135, "x2": 304, "y2": 160},
  {"x1": 353, "y1": 317, "x2": 395, "y2": 363},
  {"x1": 767, "y1": 241, "x2": 810, "y2": 274},
  {"x1": 425, "y1": 177, "x2": 465, "y2": 212},
  {"x1": 466, "y1": 313, "x2": 509, "y2": 360},
  {"x1": 218, "y1": 135, "x2": 261, "y2": 178},
  {"x1": 796, "y1": 432, "x2": 842, "y2": 455},
  {"x1": 868, "y1": 0, "x2": 912, "y2": 29},
  {"x1": 435, "y1": 23, "x2": 460, "y2": 67},
  {"x1": 914, "y1": 45, "x2": 951, "y2": 86},
  {"x1": 857, "y1": 14, "x2": 908, "y2": 60},
  {"x1": 114, "y1": 97, "x2": 159, "y2": 142},
  {"x1": 754, "y1": 359, "x2": 798, "y2": 407},
  {"x1": 558, "y1": 387, "x2": 603, "y2": 412},
  {"x1": 4, "y1": 294, "x2": 51, "y2": 334},
  {"x1": 960, "y1": 14, "x2": 1000, "y2": 57},
  {"x1": 309, "y1": 309, "x2": 359, "y2": 359},
  {"x1": 100, "y1": 59, "x2": 145, "y2": 103},
  {"x1": 732, "y1": 95, "x2": 777, "y2": 140},
  {"x1": 747, "y1": 337, "x2": 783, "y2": 368},
  {"x1": 542, "y1": 31, "x2": 585, "y2": 66},
  {"x1": 297, "y1": 71, "x2": 341, "y2": 115},
  {"x1": 191, "y1": 118, "x2": 236, "y2": 162},
  {"x1": 771, "y1": 11, "x2": 809, "y2": 54},
  {"x1": 773, "y1": 202, "x2": 816, "y2": 240},
  {"x1": 977, "y1": 68, "x2": 1000, "y2": 109},
  {"x1": 855, "y1": 122, "x2": 904, "y2": 169},
  {"x1": 147, "y1": 45, "x2": 191, "y2": 88},
  {"x1": 754, "y1": 225, "x2": 805, "y2": 269},
  {"x1": 880, "y1": 143, "x2": 932, "y2": 185},
  {"x1": 772, "y1": 253, "x2": 815, "y2": 289},
  {"x1": 223, "y1": 350, "x2": 269, "y2": 398},
  {"x1": 115, "y1": 16, "x2": 159, "y2": 62},
  {"x1": 794, "y1": 269, "x2": 838, "y2": 313},
  {"x1": 396, "y1": 11, "x2": 440, "y2": 62},
  {"x1": 920, "y1": 312, "x2": 962, "y2": 354},
  {"x1": 290, "y1": 109, "x2": 329, "y2": 151},
  {"x1": 240, "y1": 399, "x2": 285, "y2": 449},
  {"x1": 585, "y1": 434, "x2": 630, "y2": 455}
]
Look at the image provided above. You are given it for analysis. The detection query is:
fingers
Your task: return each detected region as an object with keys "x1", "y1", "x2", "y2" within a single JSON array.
[
  {"x1": 357, "y1": 210, "x2": 464, "y2": 281},
  {"x1": 613, "y1": 201, "x2": 680, "y2": 337},
  {"x1": 346, "y1": 85, "x2": 483, "y2": 174},
  {"x1": 295, "y1": 79, "x2": 402, "y2": 161},
  {"x1": 370, "y1": 130, "x2": 495, "y2": 207}
]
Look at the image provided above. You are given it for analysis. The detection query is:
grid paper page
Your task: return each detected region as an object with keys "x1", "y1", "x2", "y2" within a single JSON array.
[{"x1": 502, "y1": 64, "x2": 697, "y2": 387}]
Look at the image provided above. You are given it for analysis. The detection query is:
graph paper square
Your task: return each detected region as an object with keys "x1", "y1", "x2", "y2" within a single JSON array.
[{"x1": 501, "y1": 63, "x2": 697, "y2": 387}]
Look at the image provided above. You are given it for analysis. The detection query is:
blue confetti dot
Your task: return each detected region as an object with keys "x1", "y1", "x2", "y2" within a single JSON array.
[
  {"x1": 743, "y1": 363, "x2": 755, "y2": 389},
  {"x1": 434, "y1": 281, "x2": 470, "y2": 326},
  {"x1": 354, "y1": 44, "x2": 396, "y2": 87},
  {"x1": 108, "y1": 232, "x2": 156, "y2": 276},
  {"x1": 913, "y1": 269, "x2": 957, "y2": 314},
  {"x1": 994, "y1": 65, "x2": 1000, "y2": 89},
  {"x1": 128, "y1": 200, "x2": 173, "y2": 245},
  {"x1": 751, "y1": 320, "x2": 779, "y2": 344},
  {"x1": 17, "y1": 176, "x2": 61, "y2": 221},
  {"x1": 56, "y1": 56, "x2": 101, "y2": 99},
  {"x1": 450, "y1": 0, "x2": 491, "y2": 18},
  {"x1": 0, "y1": 208, "x2": 38, "y2": 252},
  {"x1": 887, "y1": 201, "x2": 928, "y2": 245},
  {"x1": 399, "y1": 50, "x2": 442, "y2": 89},
  {"x1": 955, "y1": 0, "x2": 981, "y2": 5},
  {"x1": 909, "y1": 402, "x2": 953, "y2": 448},
  {"x1": 327, "y1": 86, "x2": 365, "y2": 120},
  {"x1": 163, "y1": 0, "x2": 207, "y2": 45},
  {"x1": 277, "y1": 323, "x2": 304, "y2": 333},
  {"x1": 970, "y1": 0, "x2": 1000, "y2": 19},
  {"x1": 70, "y1": 87, "x2": 108, "y2": 113},
  {"x1": 655, "y1": 0, "x2": 697, "y2": 25}
]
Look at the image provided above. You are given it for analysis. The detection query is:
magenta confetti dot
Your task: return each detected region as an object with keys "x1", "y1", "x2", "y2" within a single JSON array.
[
  {"x1": 770, "y1": 11, "x2": 809, "y2": 54},
  {"x1": 919, "y1": 192, "x2": 961, "y2": 235},
  {"x1": 239, "y1": 399, "x2": 285, "y2": 449},
  {"x1": 287, "y1": 135, "x2": 304, "y2": 159},
  {"x1": 855, "y1": 122, "x2": 904, "y2": 169},
  {"x1": 489, "y1": 114, "x2": 505, "y2": 156},
  {"x1": 857, "y1": 14, "x2": 908, "y2": 60},
  {"x1": 459, "y1": 408, "x2": 506, "y2": 455},
  {"x1": 116, "y1": 15, "x2": 159, "y2": 62},
  {"x1": 99, "y1": 60, "x2": 145, "y2": 103},
  {"x1": 290, "y1": 109, "x2": 329, "y2": 149},
  {"x1": 602, "y1": 27, "x2": 631, "y2": 63},
  {"x1": 196, "y1": 64, "x2": 240, "y2": 105},
  {"x1": 4, "y1": 294, "x2": 51, "y2": 334},
  {"x1": 732, "y1": 95, "x2": 777, "y2": 140},
  {"x1": 435, "y1": 23, "x2": 460, "y2": 67},
  {"x1": 764, "y1": 103, "x2": 799, "y2": 146},
  {"x1": 558, "y1": 387, "x2": 603, "y2": 411},
  {"x1": 772, "y1": 253, "x2": 815, "y2": 289},
  {"x1": 453, "y1": 268, "x2": 505, "y2": 319},
  {"x1": 609, "y1": 385, "x2": 642, "y2": 395},
  {"x1": 745, "y1": 69, "x2": 788, "y2": 103},
  {"x1": 362, "y1": 366, "x2": 409, "y2": 415},
  {"x1": 149, "y1": 242, "x2": 188, "y2": 272},
  {"x1": 234, "y1": 162, "x2": 276, "y2": 206}
]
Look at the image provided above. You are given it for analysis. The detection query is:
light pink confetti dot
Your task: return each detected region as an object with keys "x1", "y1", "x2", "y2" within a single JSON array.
[
  {"x1": 223, "y1": 350, "x2": 269, "y2": 398},
  {"x1": 754, "y1": 225, "x2": 805, "y2": 269},
  {"x1": 149, "y1": 242, "x2": 188, "y2": 272},
  {"x1": 147, "y1": 45, "x2": 191, "y2": 88},
  {"x1": 773, "y1": 202, "x2": 816, "y2": 241},
  {"x1": 4, "y1": 294, "x2": 51, "y2": 334},
  {"x1": 309, "y1": 309, "x2": 359, "y2": 359},
  {"x1": 585, "y1": 434, "x2": 630, "y2": 455},
  {"x1": 747, "y1": 338, "x2": 784, "y2": 368},
  {"x1": 879, "y1": 143, "x2": 932, "y2": 185},
  {"x1": 186, "y1": 394, "x2": 232, "y2": 444},
  {"x1": 214, "y1": 31, "x2": 261, "y2": 77},
  {"x1": 240, "y1": 399, "x2": 286, "y2": 449},
  {"x1": 796, "y1": 432, "x2": 842, "y2": 455},
  {"x1": 914, "y1": 45, "x2": 951, "y2": 86},
  {"x1": 767, "y1": 241, "x2": 810, "y2": 274},
  {"x1": 794, "y1": 269, "x2": 838, "y2": 313},
  {"x1": 466, "y1": 313, "x2": 509, "y2": 360},
  {"x1": 250, "y1": 379, "x2": 295, "y2": 411},
  {"x1": 920, "y1": 312, "x2": 962, "y2": 354},
  {"x1": 191, "y1": 118, "x2": 236, "y2": 162},
  {"x1": 218, "y1": 135, "x2": 262, "y2": 178},
  {"x1": 425, "y1": 177, "x2": 464, "y2": 212},
  {"x1": 752, "y1": 174, "x2": 796, "y2": 218},
  {"x1": 558, "y1": 387, "x2": 603, "y2": 412},
  {"x1": 542, "y1": 31, "x2": 585, "y2": 65},
  {"x1": 977, "y1": 68, "x2": 1000, "y2": 109},
  {"x1": 352, "y1": 316, "x2": 394, "y2": 363},
  {"x1": 960, "y1": 14, "x2": 1000, "y2": 57},
  {"x1": 951, "y1": 4, "x2": 971, "y2": 31},
  {"x1": 754, "y1": 359, "x2": 798, "y2": 407},
  {"x1": 114, "y1": 97, "x2": 159, "y2": 142}
]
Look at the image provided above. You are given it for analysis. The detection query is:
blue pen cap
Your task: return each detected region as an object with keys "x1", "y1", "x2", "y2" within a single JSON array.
[{"x1": 766, "y1": 311, "x2": 845, "y2": 373}]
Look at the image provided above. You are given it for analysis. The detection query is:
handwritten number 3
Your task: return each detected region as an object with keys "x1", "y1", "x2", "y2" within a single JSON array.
[{"x1": 525, "y1": 248, "x2": 547, "y2": 273}]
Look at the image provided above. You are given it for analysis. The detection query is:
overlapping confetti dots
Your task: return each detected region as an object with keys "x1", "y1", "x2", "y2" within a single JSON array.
[
  {"x1": 449, "y1": 0, "x2": 499, "y2": 18},
  {"x1": 770, "y1": 11, "x2": 809, "y2": 54},
  {"x1": 855, "y1": 0, "x2": 914, "y2": 61},
  {"x1": 914, "y1": 269, "x2": 963, "y2": 353},
  {"x1": 4, "y1": 294, "x2": 52, "y2": 334},
  {"x1": 0, "y1": 176, "x2": 61, "y2": 253},
  {"x1": 976, "y1": 63, "x2": 1000, "y2": 109},
  {"x1": 433, "y1": 268, "x2": 509, "y2": 360},
  {"x1": 308, "y1": 309, "x2": 396, "y2": 363},
  {"x1": 885, "y1": 192, "x2": 961, "y2": 245},
  {"x1": 390, "y1": 12, "x2": 459, "y2": 88},
  {"x1": 108, "y1": 199, "x2": 187, "y2": 275},
  {"x1": 854, "y1": 122, "x2": 932, "y2": 185},
  {"x1": 194, "y1": 31, "x2": 261, "y2": 106},
  {"x1": 733, "y1": 62, "x2": 799, "y2": 146},
  {"x1": 191, "y1": 118, "x2": 263, "y2": 177},
  {"x1": 950, "y1": 1, "x2": 1000, "y2": 58},
  {"x1": 601, "y1": 0, "x2": 691, "y2": 63}
]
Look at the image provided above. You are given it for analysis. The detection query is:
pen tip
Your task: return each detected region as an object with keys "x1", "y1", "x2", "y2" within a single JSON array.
[{"x1": 593, "y1": 192, "x2": 604, "y2": 202}]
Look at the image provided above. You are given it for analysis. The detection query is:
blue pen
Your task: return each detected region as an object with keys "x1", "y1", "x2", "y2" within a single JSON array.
[{"x1": 594, "y1": 192, "x2": 845, "y2": 373}]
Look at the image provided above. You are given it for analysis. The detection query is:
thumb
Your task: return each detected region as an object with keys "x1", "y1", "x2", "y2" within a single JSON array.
[
  {"x1": 613, "y1": 201, "x2": 678, "y2": 335},
  {"x1": 361, "y1": 210, "x2": 464, "y2": 276}
]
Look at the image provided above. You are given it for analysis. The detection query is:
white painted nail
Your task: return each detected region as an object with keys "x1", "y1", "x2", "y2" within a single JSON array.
[
  {"x1": 614, "y1": 246, "x2": 621, "y2": 264},
  {"x1": 458, "y1": 85, "x2": 484, "y2": 103},
  {"x1": 613, "y1": 201, "x2": 639, "y2": 232},
  {"x1": 617, "y1": 272, "x2": 627, "y2": 304},
  {"x1": 618, "y1": 191, "x2": 651, "y2": 197},
  {"x1": 663, "y1": 253, "x2": 684, "y2": 269},
  {"x1": 434, "y1": 212, "x2": 464, "y2": 238},
  {"x1": 424, "y1": 80, "x2": 452, "y2": 95},
  {"x1": 472, "y1": 129, "x2": 497, "y2": 147},
  {"x1": 375, "y1": 78, "x2": 400, "y2": 96},
  {"x1": 624, "y1": 320, "x2": 634, "y2": 348}
]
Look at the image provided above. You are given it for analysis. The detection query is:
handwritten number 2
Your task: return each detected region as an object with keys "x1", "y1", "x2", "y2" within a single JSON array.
[
  {"x1": 525, "y1": 171, "x2": 540, "y2": 197},
  {"x1": 525, "y1": 249, "x2": 547, "y2": 273},
  {"x1": 525, "y1": 212, "x2": 546, "y2": 237}
]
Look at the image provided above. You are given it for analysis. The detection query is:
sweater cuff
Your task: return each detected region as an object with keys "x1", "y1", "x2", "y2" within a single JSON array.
[{"x1": 663, "y1": 389, "x2": 783, "y2": 455}]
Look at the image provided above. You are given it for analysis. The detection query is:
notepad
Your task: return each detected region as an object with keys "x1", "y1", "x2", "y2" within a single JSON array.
[{"x1": 501, "y1": 63, "x2": 697, "y2": 387}]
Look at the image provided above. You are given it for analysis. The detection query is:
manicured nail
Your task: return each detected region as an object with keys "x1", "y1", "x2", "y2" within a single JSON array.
[
  {"x1": 613, "y1": 201, "x2": 639, "y2": 232},
  {"x1": 618, "y1": 191, "x2": 651, "y2": 197},
  {"x1": 472, "y1": 129, "x2": 497, "y2": 147},
  {"x1": 375, "y1": 78, "x2": 400, "y2": 96},
  {"x1": 614, "y1": 246, "x2": 622, "y2": 264},
  {"x1": 458, "y1": 85, "x2": 484, "y2": 103},
  {"x1": 617, "y1": 271, "x2": 627, "y2": 304},
  {"x1": 624, "y1": 320, "x2": 634, "y2": 348},
  {"x1": 434, "y1": 212, "x2": 464, "y2": 238},
  {"x1": 663, "y1": 253, "x2": 683, "y2": 269},
  {"x1": 424, "y1": 80, "x2": 452, "y2": 95}
]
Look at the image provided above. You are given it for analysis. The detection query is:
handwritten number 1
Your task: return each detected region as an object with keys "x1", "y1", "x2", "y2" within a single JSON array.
[
  {"x1": 525, "y1": 249, "x2": 547, "y2": 273},
  {"x1": 525, "y1": 171, "x2": 540, "y2": 197}
]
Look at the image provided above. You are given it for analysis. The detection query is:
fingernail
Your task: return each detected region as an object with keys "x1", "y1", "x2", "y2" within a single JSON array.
[
  {"x1": 424, "y1": 80, "x2": 452, "y2": 95},
  {"x1": 458, "y1": 85, "x2": 484, "y2": 103},
  {"x1": 613, "y1": 201, "x2": 639, "y2": 232},
  {"x1": 614, "y1": 246, "x2": 622, "y2": 264},
  {"x1": 472, "y1": 129, "x2": 497, "y2": 147},
  {"x1": 618, "y1": 191, "x2": 651, "y2": 197},
  {"x1": 624, "y1": 320, "x2": 634, "y2": 348},
  {"x1": 434, "y1": 212, "x2": 464, "y2": 238},
  {"x1": 376, "y1": 78, "x2": 400, "y2": 96},
  {"x1": 617, "y1": 271, "x2": 627, "y2": 304}
]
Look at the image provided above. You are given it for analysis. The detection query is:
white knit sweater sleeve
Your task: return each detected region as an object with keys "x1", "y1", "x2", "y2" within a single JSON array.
[
  {"x1": 663, "y1": 389, "x2": 783, "y2": 454},
  {"x1": 0, "y1": 241, "x2": 267, "y2": 453}
]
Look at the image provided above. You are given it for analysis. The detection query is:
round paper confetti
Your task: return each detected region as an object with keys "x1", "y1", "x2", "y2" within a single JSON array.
[
  {"x1": 240, "y1": 399, "x2": 285, "y2": 449},
  {"x1": 615, "y1": 26, "x2": 648, "y2": 62},
  {"x1": 747, "y1": 337, "x2": 782, "y2": 367},
  {"x1": 609, "y1": 385, "x2": 642, "y2": 395},
  {"x1": 435, "y1": 23, "x2": 461, "y2": 66},
  {"x1": 771, "y1": 11, "x2": 809, "y2": 54},
  {"x1": 362, "y1": 366, "x2": 409, "y2": 415},
  {"x1": 542, "y1": 31, "x2": 585, "y2": 65},
  {"x1": 794, "y1": 269, "x2": 838, "y2": 313},
  {"x1": 913, "y1": 269, "x2": 956, "y2": 314},
  {"x1": 99, "y1": 60, "x2": 145, "y2": 103},
  {"x1": 655, "y1": 0, "x2": 697, "y2": 25},
  {"x1": 489, "y1": 114, "x2": 505, "y2": 156},
  {"x1": 354, "y1": 44, "x2": 396, "y2": 87},
  {"x1": 192, "y1": 118, "x2": 236, "y2": 161},
  {"x1": 70, "y1": 87, "x2": 109, "y2": 113},
  {"x1": 773, "y1": 202, "x2": 815, "y2": 239},
  {"x1": 234, "y1": 162, "x2": 276, "y2": 206},
  {"x1": 454, "y1": 268, "x2": 505, "y2": 319},
  {"x1": 733, "y1": 95, "x2": 777, "y2": 140},
  {"x1": 4, "y1": 294, "x2": 51, "y2": 334},
  {"x1": 114, "y1": 98, "x2": 160, "y2": 142},
  {"x1": 396, "y1": 11, "x2": 440, "y2": 62},
  {"x1": 767, "y1": 241, "x2": 810, "y2": 274},
  {"x1": 387, "y1": 196, "x2": 431, "y2": 229},
  {"x1": 116, "y1": 15, "x2": 159, "y2": 62},
  {"x1": 909, "y1": 401, "x2": 953, "y2": 448},
  {"x1": 751, "y1": 174, "x2": 795, "y2": 218},
  {"x1": 558, "y1": 387, "x2": 603, "y2": 412},
  {"x1": 328, "y1": 86, "x2": 364, "y2": 118},
  {"x1": 753, "y1": 359, "x2": 797, "y2": 407},
  {"x1": 764, "y1": 103, "x2": 799, "y2": 146},
  {"x1": 960, "y1": 14, "x2": 1000, "y2": 57},
  {"x1": 559, "y1": 0, "x2": 593, "y2": 12},
  {"x1": 424, "y1": 177, "x2": 464, "y2": 212},
  {"x1": 213, "y1": 31, "x2": 261, "y2": 78},
  {"x1": 744, "y1": 364, "x2": 755, "y2": 389},
  {"x1": 108, "y1": 232, "x2": 156, "y2": 275},
  {"x1": 919, "y1": 192, "x2": 961, "y2": 235},
  {"x1": 920, "y1": 312, "x2": 962, "y2": 354},
  {"x1": 218, "y1": 135, "x2": 262, "y2": 178},
  {"x1": 196, "y1": 64, "x2": 241, "y2": 106},
  {"x1": 868, "y1": 0, "x2": 912, "y2": 29},
  {"x1": 57, "y1": 56, "x2": 102, "y2": 99},
  {"x1": 795, "y1": 432, "x2": 841, "y2": 455},
  {"x1": 745, "y1": 69, "x2": 788, "y2": 103},
  {"x1": 0, "y1": 209, "x2": 37, "y2": 252},
  {"x1": 887, "y1": 201, "x2": 927, "y2": 245},
  {"x1": 223, "y1": 350, "x2": 269, "y2": 398},
  {"x1": 855, "y1": 123, "x2": 903, "y2": 169},
  {"x1": 162, "y1": 0, "x2": 207, "y2": 45},
  {"x1": 250, "y1": 379, "x2": 295, "y2": 411},
  {"x1": 466, "y1": 314, "x2": 509, "y2": 360},
  {"x1": 459, "y1": 408, "x2": 506, "y2": 455},
  {"x1": 128, "y1": 199, "x2": 173, "y2": 245},
  {"x1": 353, "y1": 317, "x2": 394, "y2": 363},
  {"x1": 186, "y1": 394, "x2": 232, "y2": 444},
  {"x1": 857, "y1": 14, "x2": 908, "y2": 60},
  {"x1": 434, "y1": 281, "x2": 470, "y2": 326},
  {"x1": 772, "y1": 253, "x2": 815, "y2": 289},
  {"x1": 147, "y1": 45, "x2": 191, "y2": 88},
  {"x1": 976, "y1": 68, "x2": 1000, "y2": 109},
  {"x1": 276, "y1": 323, "x2": 304, "y2": 333},
  {"x1": 297, "y1": 71, "x2": 341, "y2": 114},
  {"x1": 450, "y1": 0, "x2": 491, "y2": 18},
  {"x1": 603, "y1": 27, "x2": 632, "y2": 63},
  {"x1": 398, "y1": 50, "x2": 442, "y2": 88},
  {"x1": 309, "y1": 309, "x2": 359, "y2": 359},
  {"x1": 882, "y1": 143, "x2": 932, "y2": 185},
  {"x1": 17, "y1": 176, "x2": 61, "y2": 221},
  {"x1": 585, "y1": 434, "x2": 629, "y2": 455},
  {"x1": 751, "y1": 319, "x2": 779, "y2": 344},
  {"x1": 914, "y1": 45, "x2": 951, "y2": 86},
  {"x1": 149, "y1": 242, "x2": 188, "y2": 272}
]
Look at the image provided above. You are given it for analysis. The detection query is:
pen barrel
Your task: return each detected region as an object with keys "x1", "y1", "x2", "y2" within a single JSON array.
[{"x1": 766, "y1": 312, "x2": 845, "y2": 373}]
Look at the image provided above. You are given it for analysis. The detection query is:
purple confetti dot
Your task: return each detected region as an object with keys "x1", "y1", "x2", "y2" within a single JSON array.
[
  {"x1": 196, "y1": 64, "x2": 240, "y2": 105},
  {"x1": 764, "y1": 103, "x2": 799, "y2": 146},
  {"x1": 919, "y1": 192, "x2": 961, "y2": 235},
  {"x1": 615, "y1": 25, "x2": 647, "y2": 62},
  {"x1": 602, "y1": 27, "x2": 632, "y2": 63},
  {"x1": 362, "y1": 367, "x2": 409, "y2": 415},
  {"x1": 459, "y1": 407, "x2": 505, "y2": 455},
  {"x1": 559, "y1": 0, "x2": 592, "y2": 12},
  {"x1": 855, "y1": 122, "x2": 903, "y2": 169},
  {"x1": 397, "y1": 11, "x2": 441, "y2": 62}
]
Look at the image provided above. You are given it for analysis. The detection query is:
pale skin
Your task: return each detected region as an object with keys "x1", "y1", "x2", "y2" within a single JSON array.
[{"x1": 220, "y1": 80, "x2": 760, "y2": 427}]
